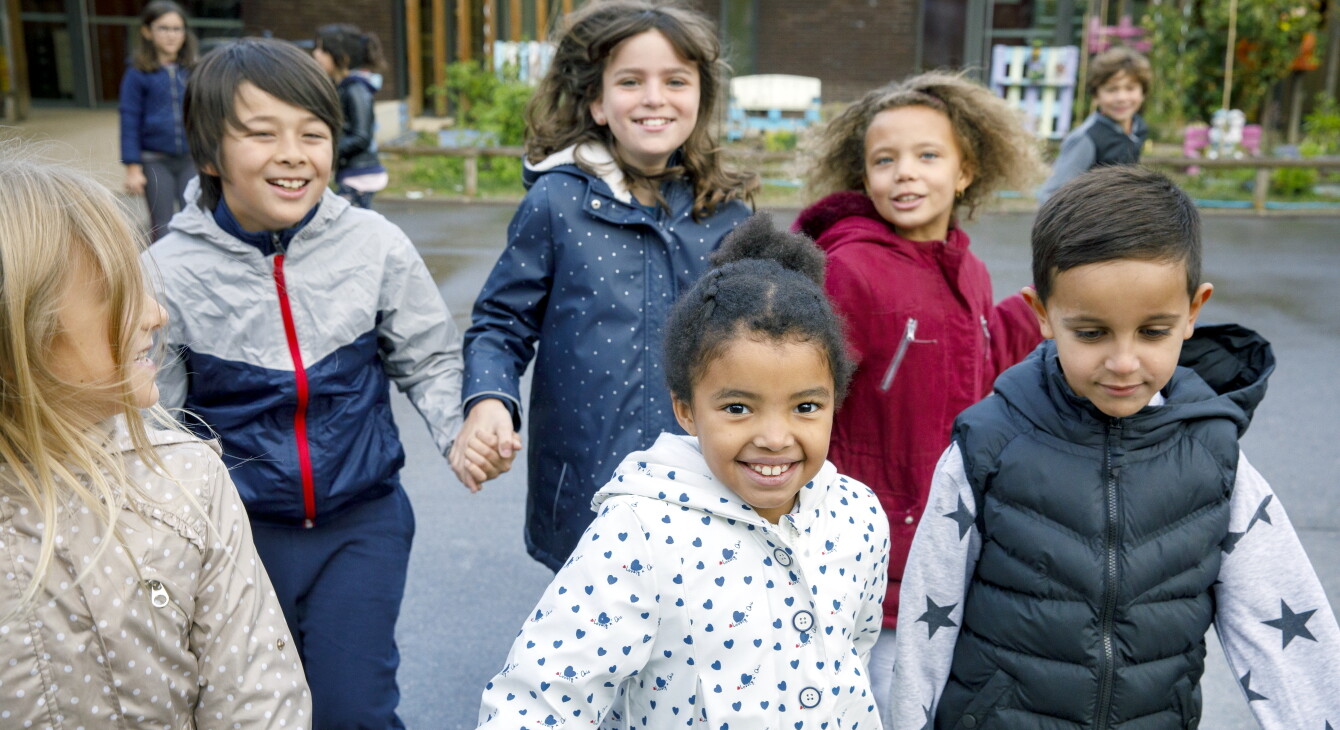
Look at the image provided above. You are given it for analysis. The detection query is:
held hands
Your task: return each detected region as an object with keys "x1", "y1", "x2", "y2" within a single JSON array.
[
  {"x1": 449, "y1": 398, "x2": 522, "y2": 493},
  {"x1": 124, "y1": 164, "x2": 147, "y2": 195}
]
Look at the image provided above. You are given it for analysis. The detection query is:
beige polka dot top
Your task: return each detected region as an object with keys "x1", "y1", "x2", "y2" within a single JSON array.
[{"x1": 0, "y1": 415, "x2": 312, "y2": 728}]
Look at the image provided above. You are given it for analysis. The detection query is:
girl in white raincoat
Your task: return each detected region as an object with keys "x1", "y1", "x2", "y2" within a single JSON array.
[{"x1": 477, "y1": 213, "x2": 890, "y2": 730}]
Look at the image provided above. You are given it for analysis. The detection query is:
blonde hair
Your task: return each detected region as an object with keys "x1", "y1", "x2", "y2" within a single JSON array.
[
  {"x1": 804, "y1": 71, "x2": 1044, "y2": 221},
  {"x1": 525, "y1": 0, "x2": 757, "y2": 218},
  {"x1": 0, "y1": 148, "x2": 182, "y2": 612}
]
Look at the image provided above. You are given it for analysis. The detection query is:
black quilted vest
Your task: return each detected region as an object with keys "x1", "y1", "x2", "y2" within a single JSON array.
[
  {"x1": 936, "y1": 324, "x2": 1273, "y2": 730},
  {"x1": 1085, "y1": 112, "x2": 1148, "y2": 168}
]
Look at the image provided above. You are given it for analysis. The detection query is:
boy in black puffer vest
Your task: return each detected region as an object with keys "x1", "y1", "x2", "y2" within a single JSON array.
[{"x1": 889, "y1": 166, "x2": 1340, "y2": 729}]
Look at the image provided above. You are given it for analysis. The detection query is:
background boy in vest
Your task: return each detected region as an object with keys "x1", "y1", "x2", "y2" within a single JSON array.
[
  {"x1": 889, "y1": 166, "x2": 1340, "y2": 729},
  {"x1": 1037, "y1": 46, "x2": 1150, "y2": 203}
]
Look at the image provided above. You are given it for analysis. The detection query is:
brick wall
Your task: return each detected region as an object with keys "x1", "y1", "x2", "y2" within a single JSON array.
[
  {"x1": 700, "y1": 0, "x2": 920, "y2": 103},
  {"x1": 240, "y1": 0, "x2": 401, "y2": 100}
]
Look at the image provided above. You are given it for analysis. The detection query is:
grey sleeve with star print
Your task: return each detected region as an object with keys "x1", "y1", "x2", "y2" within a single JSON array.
[
  {"x1": 888, "y1": 443, "x2": 979, "y2": 730},
  {"x1": 1214, "y1": 451, "x2": 1340, "y2": 729}
]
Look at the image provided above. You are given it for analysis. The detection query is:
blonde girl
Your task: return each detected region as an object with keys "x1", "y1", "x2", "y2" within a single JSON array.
[
  {"x1": 0, "y1": 151, "x2": 309, "y2": 727},
  {"x1": 453, "y1": 0, "x2": 758, "y2": 572},
  {"x1": 119, "y1": 0, "x2": 197, "y2": 241},
  {"x1": 794, "y1": 70, "x2": 1045, "y2": 721}
]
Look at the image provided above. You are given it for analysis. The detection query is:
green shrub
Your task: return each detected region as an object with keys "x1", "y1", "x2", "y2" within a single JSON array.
[
  {"x1": 1270, "y1": 166, "x2": 1317, "y2": 196},
  {"x1": 430, "y1": 61, "x2": 533, "y2": 146},
  {"x1": 762, "y1": 130, "x2": 797, "y2": 152}
]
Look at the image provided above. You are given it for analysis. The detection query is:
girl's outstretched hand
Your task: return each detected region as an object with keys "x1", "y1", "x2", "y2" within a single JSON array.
[
  {"x1": 124, "y1": 164, "x2": 147, "y2": 195},
  {"x1": 449, "y1": 398, "x2": 522, "y2": 492}
]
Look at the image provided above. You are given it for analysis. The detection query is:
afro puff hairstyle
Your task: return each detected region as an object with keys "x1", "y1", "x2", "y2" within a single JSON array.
[{"x1": 664, "y1": 213, "x2": 854, "y2": 405}]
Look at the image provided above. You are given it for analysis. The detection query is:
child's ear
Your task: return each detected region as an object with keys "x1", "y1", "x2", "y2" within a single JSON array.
[
  {"x1": 1021, "y1": 285, "x2": 1054, "y2": 339},
  {"x1": 589, "y1": 99, "x2": 607, "y2": 127},
  {"x1": 956, "y1": 163, "x2": 975, "y2": 197},
  {"x1": 671, "y1": 395, "x2": 697, "y2": 436},
  {"x1": 1183, "y1": 282, "x2": 1214, "y2": 338}
]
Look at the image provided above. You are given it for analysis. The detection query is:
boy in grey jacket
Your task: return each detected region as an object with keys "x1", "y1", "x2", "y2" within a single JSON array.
[{"x1": 891, "y1": 166, "x2": 1340, "y2": 729}]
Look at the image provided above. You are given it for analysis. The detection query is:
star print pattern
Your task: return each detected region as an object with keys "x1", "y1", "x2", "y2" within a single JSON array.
[
  {"x1": 1262, "y1": 600, "x2": 1318, "y2": 649},
  {"x1": 943, "y1": 495, "x2": 975, "y2": 540},
  {"x1": 478, "y1": 433, "x2": 890, "y2": 729},
  {"x1": 1223, "y1": 494, "x2": 1273, "y2": 554},
  {"x1": 916, "y1": 597, "x2": 958, "y2": 639},
  {"x1": 887, "y1": 444, "x2": 1340, "y2": 729}
]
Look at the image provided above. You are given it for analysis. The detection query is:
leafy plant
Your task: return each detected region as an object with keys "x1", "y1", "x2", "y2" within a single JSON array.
[
  {"x1": 1270, "y1": 166, "x2": 1317, "y2": 196},
  {"x1": 1302, "y1": 93, "x2": 1340, "y2": 154},
  {"x1": 1143, "y1": 1, "x2": 1322, "y2": 126},
  {"x1": 429, "y1": 60, "x2": 533, "y2": 146},
  {"x1": 762, "y1": 130, "x2": 797, "y2": 152}
]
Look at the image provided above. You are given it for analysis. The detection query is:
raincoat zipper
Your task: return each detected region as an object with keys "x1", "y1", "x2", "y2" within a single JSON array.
[
  {"x1": 272, "y1": 234, "x2": 318, "y2": 528},
  {"x1": 1095, "y1": 418, "x2": 1123, "y2": 729},
  {"x1": 880, "y1": 318, "x2": 918, "y2": 391}
]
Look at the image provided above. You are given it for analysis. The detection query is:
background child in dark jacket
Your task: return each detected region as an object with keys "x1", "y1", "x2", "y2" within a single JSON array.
[
  {"x1": 795, "y1": 70, "x2": 1044, "y2": 722},
  {"x1": 119, "y1": 0, "x2": 196, "y2": 241},
  {"x1": 453, "y1": 0, "x2": 757, "y2": 572},
  {"x1": 314, "y1": 23, "x2": 388, "y2": 209},
  {"x1": 1037, "y1": 45, "x2": 1151, "y2": 202},
  {"x1": 891, "y1": 165, "x2": 1340, "y2": 730}
]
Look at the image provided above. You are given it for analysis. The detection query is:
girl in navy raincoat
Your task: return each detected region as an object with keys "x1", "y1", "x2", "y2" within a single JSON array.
[{"x1": 453, "y1": 0, "x2": 757, "y2": 571}]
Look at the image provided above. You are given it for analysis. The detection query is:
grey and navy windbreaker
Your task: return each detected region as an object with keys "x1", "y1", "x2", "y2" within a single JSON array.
[{"x1": 149, "y1": 182, "x2": 463, "y2": 526}]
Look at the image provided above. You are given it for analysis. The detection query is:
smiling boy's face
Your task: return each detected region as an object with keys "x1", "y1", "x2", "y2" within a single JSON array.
[{"x1": 208, "y1": 82, "x2": 333, "y2": 232}]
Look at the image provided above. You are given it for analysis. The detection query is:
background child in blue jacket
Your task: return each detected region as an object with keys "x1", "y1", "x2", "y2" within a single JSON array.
[
  {"x1": 453, "y1": 0, "x2": 758, "y2": 572},
  {"x1": 149, "y1": 38, "x2": 472, "y2": 728},
  {"x1": 119, "y1": 0, "x2": 196, "y2": 240},
  {"x1": 891, "y1": 166, "x2": 1340, "y2": 729}
]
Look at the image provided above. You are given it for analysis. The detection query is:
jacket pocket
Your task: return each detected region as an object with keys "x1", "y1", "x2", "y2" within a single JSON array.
[{"x1": 951, "y1": 668, "x2": 1014, "y2": 730}]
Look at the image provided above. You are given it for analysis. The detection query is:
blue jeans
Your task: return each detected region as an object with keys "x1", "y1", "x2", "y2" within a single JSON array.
[{"x1": 250, "y1": 486, "x2": 414, "y2": 729}]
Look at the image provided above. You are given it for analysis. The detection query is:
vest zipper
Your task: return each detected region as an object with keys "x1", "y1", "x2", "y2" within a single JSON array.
[
  {"x1": 1095, "y1": 418, "x2": 1123, "y2": 729},
  {"x1": 272, "y1": 234, "x2": 318, "y2": 528}
]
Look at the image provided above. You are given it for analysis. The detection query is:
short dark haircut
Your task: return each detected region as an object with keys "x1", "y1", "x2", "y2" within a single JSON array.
[
  {"x1": 1087, "y1": 45, "x2": 1152, "y2": 97},
  {"x1": 315, "y1": 23, "x2": 385, "y2": 74},
  {"x1": 1032, "y1": 166, "x2": 1201, "y2": 302},
  {"x1": 184, "y1": 37, "x2": 341, "y2": 210},
  {"x1": 665, "y1": 213, "x2": 854, "y2": 405}
]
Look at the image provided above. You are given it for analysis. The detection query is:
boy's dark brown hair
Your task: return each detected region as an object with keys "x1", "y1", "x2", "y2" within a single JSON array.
[
  {"x1": 1086, "y1": 46, "x2": 1153, "y2": 97},
  {"x1": 1031, "y1": 166, "x2": 1201, "y2": 302},
  {"x1": 132, "y1": 0, "x2": 197, "y2": 72},
  {"x1": 184, "y1": 37, "x2": 342, "y2": 211}
]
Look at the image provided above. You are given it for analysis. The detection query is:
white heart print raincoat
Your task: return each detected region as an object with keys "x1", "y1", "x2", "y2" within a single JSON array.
[{"x1": 478, "y1": 432, "x2": 890, "y2": 729}]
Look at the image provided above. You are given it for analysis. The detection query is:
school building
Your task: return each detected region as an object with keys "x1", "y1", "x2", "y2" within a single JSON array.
[
  {"x1": 7, "y1": 1, "x2": 1336, "y2": 131},
  {"x1": 0, "y1": 0, "x2": 1096, "y2": 121}
]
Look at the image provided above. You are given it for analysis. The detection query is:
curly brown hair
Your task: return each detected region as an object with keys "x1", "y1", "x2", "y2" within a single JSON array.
[
  {"x1": 525, "y1": 0, "x2": 757, "y2": 219},
  {"x1": 804, "y1": 71, "x2": 1042, "y2": 221}
]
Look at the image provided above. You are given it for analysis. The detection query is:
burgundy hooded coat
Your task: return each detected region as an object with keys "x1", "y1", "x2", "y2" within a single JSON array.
[{"x1": 794, "y1": 191, "x2": 1042, "y2": 628}]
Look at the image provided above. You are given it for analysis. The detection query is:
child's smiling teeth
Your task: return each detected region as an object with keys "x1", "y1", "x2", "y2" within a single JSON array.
[
  {"x1": 895, "y1": 194, "x2": 920, "y2": 202},
  {"x1": 270, "y1": 178, "x2": 307, "y2": 190},
  {"x1": 748, "y1": 463, "x2": 792, "y2": 477},
  {"x1": 638, "y1": 118, "x2": 671, "y2": 128}
]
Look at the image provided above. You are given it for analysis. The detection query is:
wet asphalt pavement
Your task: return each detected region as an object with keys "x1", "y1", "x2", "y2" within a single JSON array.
[{"x1": 376, "y1": 200, "x2": 1339, "y2": 729}]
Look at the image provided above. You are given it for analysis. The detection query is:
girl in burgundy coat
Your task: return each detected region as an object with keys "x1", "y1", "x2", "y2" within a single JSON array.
[{"x1": 795, "y1": 71, "x2": 1044, "y2": 721}]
